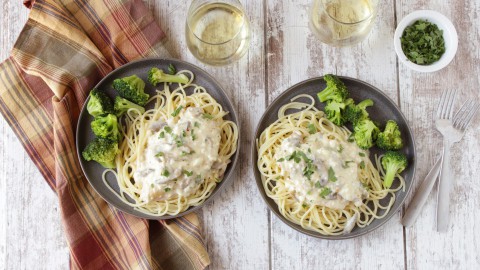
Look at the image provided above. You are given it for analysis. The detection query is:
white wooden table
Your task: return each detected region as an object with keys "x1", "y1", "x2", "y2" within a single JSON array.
[{"x1": 1, "y1": 0, "x2": 479, "y2": 269}]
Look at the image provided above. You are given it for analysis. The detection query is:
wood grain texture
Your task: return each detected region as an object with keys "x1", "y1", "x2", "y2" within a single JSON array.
[
  {"x1": 397, "y1": 0, "x2": 480, "y2": 269},
  {"x1": 265, "y1": 1, "x2": 404, "y2": 269},
  {"x1": 1, "y1": 0, "x2": 480, "y2": 269},
  {"x1": 0, "y1": 2, "x2": 69, "y2": 270},
  {"x1": 146, "y1": 1, "x2": 270, "y2": 269}
]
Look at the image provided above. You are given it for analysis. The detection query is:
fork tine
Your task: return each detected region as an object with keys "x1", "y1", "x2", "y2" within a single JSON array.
[
  {"x1": 446, "y1": 89, "x2": 458, "y2": 119},
  {"x1": 459, "y1": 102, "x2": 479, "y2": 130},
  {"x1": 437, "y1": 89, "x2": 448, "y2": 118},
  {"x1": 439, "y1": 90, "x2": 456, "y2": 119},
  {"x1": 452, "y1": 100, "x2": 473, "y2": 127}
]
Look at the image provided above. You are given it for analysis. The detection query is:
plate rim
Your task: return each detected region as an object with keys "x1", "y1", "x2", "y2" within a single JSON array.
[
  {"x1": 75, "y1": 57, "x2": 241, "y2": 220},
  {"x1": 251, "y1": 76, "x2": 416, "y2": 239}
]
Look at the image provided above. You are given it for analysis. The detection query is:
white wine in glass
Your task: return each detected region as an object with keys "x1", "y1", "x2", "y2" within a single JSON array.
[
  {"x1": 310, "y1": 0, "x2": 379, "y2": 47},
  {"x1": 186, "y1": 0, "x2": 250, "y2": 66}
]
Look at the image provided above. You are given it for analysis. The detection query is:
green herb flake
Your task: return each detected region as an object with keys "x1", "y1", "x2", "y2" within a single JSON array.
[
  {"x1": 307, "y1": 124, "x2": 316, "y2": 134},
  {"x1": 181, "y1": 151, "x2": 195, "y2": 156},
  {"x1": 164, "y1": 126, "x2": 172, "y2": 133},
  {"x1": 191, "y1": 129, "x2": 196, "y2": 141},
  {"x1": 194, "y1": 121, "x2": 200, "y2": 128},
  {"x1": 338, "y1": 145, "x2": 344, "y2": 153},
  {"x1": 359, "y1": 152, "x2": 366, "y2": 157},
  {"x1": 164, "y1": 187, "x2": 171, "y2": 192},
  {"x1": 328, "y1": 167, "x2": 337, "y2": 182},
  {"x1": 162, "y1": 169, "x2": 170, "y2": 177},
  {"x1": 155, "y1": 152, "x2": 164, "y2": 157},
  {"x1": 359, "y1": 161, "x2": 365, "y2": 169},
  {"x1": 302, "y1": 203, "x2": 308, "y2": 209},
  {"x1": 182, "y1": 130, "x2": 186, "y2": 137},
  {"x1": 315, "y1": 181, "x2": 322, "y2": 189},
  {"x1": 171, "y1": 105, "x2": 183, "y2": 117},
  {"x1": 277, "y1": 158, "x2": 285, "y2": 162},
  {"x1": 319, "y1": 187, "x2": 332, "y2": 198},
  {"x1": 400, "y1": 19, "x2": 446, "y2": 65},
  {"x1": 347, "y1": 133, "x2": 355, "y2": 142},
  {"x1": 158, "y1": 131, "x2": 165, "y2": 139},
  {"x1": 168, "y1": 63, "x2": 176, "y2": 75},
  {"x1": 202, "y1": 113, "x2": 214, "y2": 120},
  {"x1": 303, "y1": 162, "x2": 317, "y2": 180},
  {"x1": 183, "y1": 170, "x2": 194, "y2": 177},
  {"x1": 342, "y1": 160, "x2": 354, "y2": 169}
]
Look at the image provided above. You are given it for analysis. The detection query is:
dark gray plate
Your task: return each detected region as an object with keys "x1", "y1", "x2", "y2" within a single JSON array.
[
  {"x1": 252, "y1": 76, "x2": 416, "y2": 239},
  {"x1": 76, "y1": 58, "x2": 240, "y2": 219}
]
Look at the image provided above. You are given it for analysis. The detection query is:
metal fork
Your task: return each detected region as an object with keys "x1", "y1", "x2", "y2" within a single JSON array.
[
  {"x1": 436, "y1": 92, "x2": 479, "y2": 232},
  {"x1": 402, "y1": 99, "x2": 479, "y2": 228}
]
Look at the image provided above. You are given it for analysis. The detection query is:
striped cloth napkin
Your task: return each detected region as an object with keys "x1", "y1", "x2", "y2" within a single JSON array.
[{"x1": 0, "y1": 0, "x2": 210, "y2": 269}]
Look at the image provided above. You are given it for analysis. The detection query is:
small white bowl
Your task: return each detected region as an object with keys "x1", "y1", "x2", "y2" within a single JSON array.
[{"x1": 394, "y1": 10, "x2": 458, "y2": 73}]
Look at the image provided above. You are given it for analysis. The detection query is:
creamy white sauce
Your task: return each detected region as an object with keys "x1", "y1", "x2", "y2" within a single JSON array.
[
  {"x1": 134, "y1": 107, "x2": 226, "y2": 202},
  {"x1": 275, "y1": 131, "x2": 368, "y2": 210}
]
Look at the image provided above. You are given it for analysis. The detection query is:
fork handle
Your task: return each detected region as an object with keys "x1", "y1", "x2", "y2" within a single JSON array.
[
  {"x1": 402, "y1": 156, "x2": 442, "y2": 227},
  {"x1": 437, "y1": 141, "x2": 453, "y2": 232}
]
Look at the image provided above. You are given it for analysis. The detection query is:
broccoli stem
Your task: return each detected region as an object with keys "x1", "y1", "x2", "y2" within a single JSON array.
[{"x1": 384, "y1": 165, "x2": 398, "y2": 188}]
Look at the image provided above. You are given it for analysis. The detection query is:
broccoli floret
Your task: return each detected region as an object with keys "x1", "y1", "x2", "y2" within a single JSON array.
[
  {"x1": 344, "y1": 99, "x2": 374, "y2": 125},
  {"x1": 91, "y1": 114, "x2": 120, "y2": 141},
  {"x1": 148, "y1": 67, "x2": 189, "y2": 86},
  {"x1": 86, "y1": 89, "x2": 114, "y2": 117},
  {"x1": 324, "y1": 100, "x2": 347, "y2": 126},
  {"x1": 82, "y1": 137, "x2": 118, "y2": 168},
  {"x1": 113, "y1": 75, "x2": 149, "y2": 106},
  {"x1": 353, "y1": 119, "x2": 379, "y2": 149},
  {"x1": 381, "y1": 151, "x2": 408, "y2": 188},
  {"x1": 377, "y1": 120, "x2": 403, "y2": 150},
  {"x1": 317, "y1": 74, "x2": 349, "y2": 102},
  {"x1": 114, "y1": 96, "x2": 145, "y2": 117}
]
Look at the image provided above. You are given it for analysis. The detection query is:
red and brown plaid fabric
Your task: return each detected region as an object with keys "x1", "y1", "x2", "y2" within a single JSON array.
[{"x1": 0, "y1": 0, "x2": 210, "y2": 269}]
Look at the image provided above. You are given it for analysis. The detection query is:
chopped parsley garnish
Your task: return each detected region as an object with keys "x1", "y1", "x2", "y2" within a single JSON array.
[
  {"x1": 315, "y1": 181, "x2": 322, "y2": 189},
  {"x1": 400, "y1": 19, "x2": 445, "y2": 65},
  {"x1": 328, "y1": 167, "x2": 337, "y2": 182},
  {"x1": 359, "y1": 161, "x2": 365, "y2": 169},
  {"x1": 319, "y1": 187, "x2": 332, "y2": 198},
  {"x1": 155, "y1": 152, "x2": 164, "y2": 157},
  {"x1": 303, "y1": 162, "x2": 316, "y2": 180},
  {"x1": 181, "y1": 151, "x2": 195, "y2": 156},
  {"x1": 277, "y1": 158, "x2": 285, "y2": 162},
  {"x1": 191, "y1": 129, "x2": 196, "y2": 141},
  {"x1": 158, "y1": 131, "x2": 165, "y2": 139},
  {"x1": 164, "y1": 187, "x2": 171, "y2": 192},
  {"x1": 194, "y1": 122, "x2": 200, "y2": 128},
  {"x1": 161, "y1": 169, "x2": 170, "y2": 177},
  {"x1": 171, "y1": 105, "x2": 183, "y2": 117},
  {"x1": 183, "y1": 170, "x2": 194, "y2": 177},
  {"x1": 347, "y1": 133, "x2": 355, "y2": 142},
  {"x1": 168, "y1": 63, "x2": 176, "y2": 75},
  {"x1": 359, "y1": 152, "x2": 365, "y2": 157},
  {"x1": 338, "y1": 145, "x2": 344, "y2": 153},
  {"x1": 302, "y1": 203, "x2": 308, "y2": 209},
  {"x1": 164, "y1": 126, "x2": 172, "y2": 133},
  {"x1": 307, "y1": 124, "x2": 316, "y2": 134},
  {"x1": 342, "y1": 160, "x2": 354, "y2": 168},
  {"x1": 182, "y1": 130, "x2": 186, "y2": 137},
  {"x1": 362, "y1": 182, "x2": 370, "y2": 190},
  {"x1": 175, "y1": 137, "x2": 183, "y2": 147},
  {"x1": 286, "y1": 151, "x2": 302, "y2": 163},
  {"x1": 202, "y1": 113, "x2": 214, "y2": 120}
]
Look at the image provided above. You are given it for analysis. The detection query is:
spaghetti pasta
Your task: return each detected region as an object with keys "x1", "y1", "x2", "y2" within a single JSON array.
[
  {"x1": 104, "y1": 70, "x2": 238, "y2": 216},
  {"x1": 256, "y1": 95, "x2": 404, "y2": 235}
]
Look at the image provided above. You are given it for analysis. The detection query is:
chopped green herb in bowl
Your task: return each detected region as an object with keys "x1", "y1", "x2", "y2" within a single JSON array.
[
  {"x1": 400, "y1": 20, "x2": 445, "y2": 65},
  {"x1": 394, "y1": 10, "x2": 458, "y2": 72}
]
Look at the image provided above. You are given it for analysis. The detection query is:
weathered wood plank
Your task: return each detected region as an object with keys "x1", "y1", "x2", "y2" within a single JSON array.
[
  {"x1": 0, "y1": 2, "x2": 69, "y2": 270},
  {"x1": 397, "y1": 0, "x2": 480, "y2": 269},
  {"x1": 150, "y1": 1, "x2": 270, "y2": 269},
  {"x1": 265, "y1": 1, "x2": 405, "y2": 269}
]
